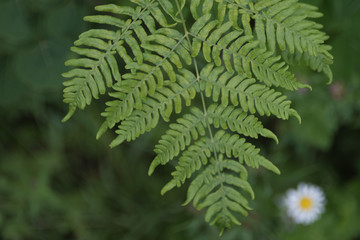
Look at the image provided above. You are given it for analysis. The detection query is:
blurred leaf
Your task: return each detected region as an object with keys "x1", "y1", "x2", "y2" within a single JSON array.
[
  {"x1": 0, "y1": 62, "x2": 24, "y2": 109},
  {"x1": 44, "y1": 1, "x2": 87, "y2": 38},
  {"x1": 0, "y1": 0, "x2": 32, "y2": 49},
  {"x1": 285, "y1": 85, "x2": 337, "y2": 150},
  {"x1": 12, "y1": 39, "x2": 71, "y2": 92}
]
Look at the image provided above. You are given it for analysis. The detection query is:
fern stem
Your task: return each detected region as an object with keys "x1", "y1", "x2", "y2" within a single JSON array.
[{"x1": 174, "y1": 0, "x2": 219, "y2": 164}]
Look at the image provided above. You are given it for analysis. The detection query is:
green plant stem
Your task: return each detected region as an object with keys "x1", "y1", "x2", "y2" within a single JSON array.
[{"x1": 174, "y1": 0, "x2": 219, "y2": 164}]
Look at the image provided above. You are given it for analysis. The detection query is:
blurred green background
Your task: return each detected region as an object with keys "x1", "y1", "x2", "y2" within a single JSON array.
[{"x1": 0, "y1": 0, "x2": 359, "y2": 239}]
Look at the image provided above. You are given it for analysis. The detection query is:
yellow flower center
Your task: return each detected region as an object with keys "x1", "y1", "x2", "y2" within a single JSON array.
[{"x1": 299, "y1": 197, "x2": 313, "y2": 210}]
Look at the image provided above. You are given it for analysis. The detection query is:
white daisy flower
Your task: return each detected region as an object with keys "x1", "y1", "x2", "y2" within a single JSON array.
[{"x1": 282, "y1": 183, "x2": 326, "y2": 225}]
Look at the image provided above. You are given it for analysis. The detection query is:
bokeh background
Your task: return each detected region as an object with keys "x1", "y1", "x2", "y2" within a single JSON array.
[{"x1": 0, "y1": 0, "x2": 359, "y2": 239}]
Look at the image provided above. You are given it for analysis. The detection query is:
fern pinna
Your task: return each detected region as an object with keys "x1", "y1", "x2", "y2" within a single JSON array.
[{"x1": 62, "y1": 0, "x2": 332, "y2": 234}]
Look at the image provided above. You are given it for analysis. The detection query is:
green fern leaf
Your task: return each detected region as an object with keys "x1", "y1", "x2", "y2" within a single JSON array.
[
  {"x1": 62, "y1": 0, "x2": 333, "y2": 233},
  {"x1": 183, "y1": 154, "x2": 254, "y2": 234},
  {"x1": 149, "y1": 107, "x2": 207, "y2": 174},
  {"x1": 190, "y1": 16, "x2": 310, "y2": 90},
  {"x1": 96, "y1": 27, "x2": 191, "y2": 138},
  {"x1": 108, "y1": 69, "x2": 197, "y2": 147},
  {"x1": 161, "y1": 138, "x2": 212, "y2": 194},
  {"x1": 200, "y1": 64, "x2": 301, "y2": 122},
  {"x1": 207, "y1": 103, "x2": 278, "y2": 143},
  {"x1": 213, "y1": 130, "x2": 280, "y2": 174},
  {"x1": 225, "y1": 0, "x2": 334, "y2": 82},
  {"x1": 62, "y1": 3, "x2": 154, "y2": 121}
]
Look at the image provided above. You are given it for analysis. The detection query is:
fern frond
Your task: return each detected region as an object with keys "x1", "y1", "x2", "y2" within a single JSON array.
[
  {"x1": 144, "y1": 29, "x2": 192, "y2": 67},
  {"x1": 213, "y1": 130, "x2": 280, "y2": 174},
  {"x1": 207, "y1": 103, "x2": 278, "y2": 143},
  {"x1": 62, "y1": 4, "x2": 147, "y2": 121},
  {"x1": 107, "y1": 69, "x2": 197, "y2": 147},
  {"x1": 189, "y1": 16, "x2": 310, "y2": 90},
  {"x1": 224, "y1": 0, "x2": 334, "y2": 81},
  {"x1": 183, "y1": 154, "x2": 254, "y2": 234},
  {"x1": 62, "y1": 0, "x2": 333, "y2": 233},
  {"x1": 62, "y1": 1, "x2": 183, "y2": 122},
  {"x1": 150, "y1": 101, "x2": 278, "y2": 175},
  {"x1": 282, "y1": 46, "x2": 333, "y2": 81},
  {"x1": 200, "y1": 64, "x2": 301, "y2": 122},
  {"x1": 161, "y1": 137, "x2": 212, "y2": 194},
  {"x1": 149, "y1": 107, "x2": 207, "y2": 174},
  {"x1": 96, "y1": 28, "x2": 191, "y2": 137},
  {"x1": 159, "y1": 129, "x2": 278, "y2": 231}
]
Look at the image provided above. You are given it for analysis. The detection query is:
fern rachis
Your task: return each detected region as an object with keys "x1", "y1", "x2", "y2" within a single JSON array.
[{"x1": 62, "y1": 0, "x2": 332, "y2": 234}]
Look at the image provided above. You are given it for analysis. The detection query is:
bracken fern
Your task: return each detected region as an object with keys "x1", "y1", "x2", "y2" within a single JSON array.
[{"x1": 62, "y1": 0, "x2": 332, "y2": 234}]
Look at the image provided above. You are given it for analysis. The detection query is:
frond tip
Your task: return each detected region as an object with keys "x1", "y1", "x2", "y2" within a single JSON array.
[
  {"x1": 62, "y1": 0, "x2": 332, "y2": 233},
  {"x1": 183, "y1": 155, "x2": 254, "y2": 233}
]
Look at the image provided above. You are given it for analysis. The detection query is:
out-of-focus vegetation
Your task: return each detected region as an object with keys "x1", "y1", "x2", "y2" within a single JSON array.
[{"x1": 0, "y1": 0, "x2": 359, "y2": 239}]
